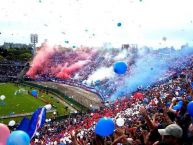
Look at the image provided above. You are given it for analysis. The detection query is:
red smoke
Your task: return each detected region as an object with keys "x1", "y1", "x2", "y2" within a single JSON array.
[
  {"x1": 56, "y1": 60, "x2": 91, "y2": 79},
  {"x1": 27, "y1": 42, "x2": 56, "y2": 78},
  {"x1": 26, "y1": 42, "x2": 95, "y2": 79}
]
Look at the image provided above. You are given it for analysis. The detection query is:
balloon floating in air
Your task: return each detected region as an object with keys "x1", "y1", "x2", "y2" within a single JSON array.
[
  {"x1": 116, "y1": 118, "x2": 125, "y2": 127},
  {"x1": 113, "y1": 61, "x2": 127, "y2": 74},
  {"x1": 95, "y1": 117, "x2": 115, "y2": 137},
  {"x1": 0, "y1": 95, "x2": 5, "y2": 100},
  {"x1": 162, "y1": 37, "x2": 167, "y2": 41},
  {"x1": 8, "y1": 120, "x2": 16, "y2": 127},
  {"x1": 0, "y1": 123, "x2": 10, "y2": 145},
  {"x1": 117, "y1": 22, "x2": 122, "y2": 27},
  {"x1": 6, "y1": 130, "x2": 30, "y2": 145},
  {"x1": 31, "y1": 90, "x2": 38, "y2": 97},
  {"x1": 173, "y1": 101, "x2": 183, "y2": 110},
  {"x1": 44, "y1": 104, "x2": 52, "y2": 110}
]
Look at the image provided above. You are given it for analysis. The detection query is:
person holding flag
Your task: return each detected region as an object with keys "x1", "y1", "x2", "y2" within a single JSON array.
[{"x1": 17, "y1": 107, "x2": 46, "y2": 140}]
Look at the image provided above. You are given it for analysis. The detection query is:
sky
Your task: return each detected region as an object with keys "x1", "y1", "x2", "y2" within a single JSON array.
[{"x1": 0, "y1": 0, "x2": 193, "y2": 48}]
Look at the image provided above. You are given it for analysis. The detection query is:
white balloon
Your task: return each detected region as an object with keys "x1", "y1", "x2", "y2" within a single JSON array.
[
  {"x1": 36, "y1": 132, "x2": 40, "y2": 136},
  {"x1": 0, "y1": 95, "x2": 5, "y2": 100},
  {"x1": 116, "y1": 118, "x2": 124, "y2": 127},
  {"x1": 53, "y1": 112, "x2": 56, "y2": 115},
  {"x1": 8, "y1": 120, "x2": 16, "y2": 126},
  {"x1": 44, "y1": 104, "x2": 52, "y2": 110}
]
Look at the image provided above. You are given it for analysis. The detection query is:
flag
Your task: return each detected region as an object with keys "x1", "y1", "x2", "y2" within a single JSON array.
[
  {"x1": 17, "y1": 117, "x2": 30, "y2": 132},
  {"x1": 27, "y1": 107, "x2": 46, "y2": 139}
]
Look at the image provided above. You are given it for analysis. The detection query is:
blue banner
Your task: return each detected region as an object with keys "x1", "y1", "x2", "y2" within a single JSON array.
[{"x1": 17, "y1": 117, "x2": 30, "y2": 132}]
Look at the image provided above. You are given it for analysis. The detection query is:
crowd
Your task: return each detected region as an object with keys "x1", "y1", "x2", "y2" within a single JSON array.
[
  {"x1": 30, "y1": 47, "x2": 193, "y2": 101},
  {"x1": 29, "y1": 48, "x2": 120, "y2": 81},
  {"x1": 0, "y1": 60, "x2": 27, "y2": 82},
  {"x1": 31, "y1": 53, "x2": 193, "y2": 145}
]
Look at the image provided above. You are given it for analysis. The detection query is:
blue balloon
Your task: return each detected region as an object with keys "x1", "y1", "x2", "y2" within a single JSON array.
[
  {"x1": 31, "y1": 90, "x2": 38, "y2": 97},
  {"x1": 117, "y1": 22, "x2": 122, "y2": 27},
  {"x1": 95, "y1": 118, "x2": 115, "y2": 137},
  {"x1": 113, "y1": 61, "x2": 127, "y2": 74},
  {"x1": 6, "y1": 130, "x2": 30, "y2": 145},
  {"x1": 187, "y1": 101, "x2": 193, "y2": 117},
  {"x1": 173, "y1": 101, "x2": 183, "y2": 110},
  {"x1": 173, "y1": 105, "x2": 181, "y2": 110}
]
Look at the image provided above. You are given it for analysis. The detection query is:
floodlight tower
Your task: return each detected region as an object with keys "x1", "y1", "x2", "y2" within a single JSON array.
[{"x1": 30, "y1": 34, "x2": 38, "y2": 56}]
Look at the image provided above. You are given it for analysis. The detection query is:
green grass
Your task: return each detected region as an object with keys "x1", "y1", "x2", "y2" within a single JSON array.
[
  {"x1": 0, "y1": 116, "x2": 29, "y2": 125},
  {"x1": 39, "y1": 93, "x2": 70, "y2": 116},
  {"x1": 0, "y1": 83, "x2": 69, "y2": 124},
  {"x1": 0, "y1": 83, "x2": 45, "y2": 116}
]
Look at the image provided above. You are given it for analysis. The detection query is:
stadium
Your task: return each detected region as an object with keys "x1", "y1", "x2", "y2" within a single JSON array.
[{"x1": 1, "y1": 0, "x2": 193, "y2": 145}]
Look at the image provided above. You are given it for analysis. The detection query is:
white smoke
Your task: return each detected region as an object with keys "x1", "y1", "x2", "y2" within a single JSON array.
[
  {"x1": 114, "y1": 49, "x2": 128, "y2": 61},
  {"x1": 86, "y1": 66, "x2": 115, "y2": 84}
]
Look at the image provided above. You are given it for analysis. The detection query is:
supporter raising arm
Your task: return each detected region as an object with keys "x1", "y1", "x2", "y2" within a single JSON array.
[
  {"x1": 168, "y1": 97, "x2": 177, "y2": 114},
  {"x1": 156, "y1": 93, "x2": 173, "y2": 125},
  {"x1": 139, "y1": 106, "x2": 155, "y2": 130},
  {"x1": 72, "y1": 130, "x2": 81, "y2": 145}
]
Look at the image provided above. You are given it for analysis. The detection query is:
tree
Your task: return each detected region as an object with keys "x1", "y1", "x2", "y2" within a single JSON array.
[
  {"x1": 0, "y1": 55, "x2": 4, "y2": 61},
  {"x1": 5, "y1": 48, "x2": 32, "y2": 60},
  {"x1": 18, "y1": 53, "x2": 32, "y2": 61}
]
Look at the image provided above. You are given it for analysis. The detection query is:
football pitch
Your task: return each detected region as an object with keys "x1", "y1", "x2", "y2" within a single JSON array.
[{"x1": 0, "y1": 83, "x2": 69, "y2": 124}]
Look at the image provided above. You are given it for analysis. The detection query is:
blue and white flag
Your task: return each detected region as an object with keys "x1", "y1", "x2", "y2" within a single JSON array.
[{"x1": 27, "y1": 107, "x2": 46, "y2": 139}]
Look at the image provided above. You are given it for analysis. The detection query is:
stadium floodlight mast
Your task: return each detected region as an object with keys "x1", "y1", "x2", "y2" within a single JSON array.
[{"x1": 30, "y1": 34, "x2": 38, "y2": 56}]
